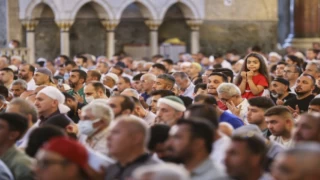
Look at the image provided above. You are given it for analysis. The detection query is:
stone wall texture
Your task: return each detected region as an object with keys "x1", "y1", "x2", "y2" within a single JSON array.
[{"x1": 0, "y1": 0, "x2": 6, "y2": 47}]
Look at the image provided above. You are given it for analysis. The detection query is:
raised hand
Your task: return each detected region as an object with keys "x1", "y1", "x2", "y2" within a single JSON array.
[
  {"x1": 246, "y1": 71, "x2": 254, "y2": 79},
  {"x1": 226, "y1": 101, "x2": 241, "y2": 117}
]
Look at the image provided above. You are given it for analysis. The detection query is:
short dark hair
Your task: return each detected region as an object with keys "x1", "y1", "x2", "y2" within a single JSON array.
[
  {"x1": 148, "y1": 124, "x2": 170, "y2": 151},
  {"x1": 75, "y1": 55, "x2": 87, "y2": 63},
  {"x1": 194, "y1": 83, "x2": 207, "y2": 93},
  {"x1": 58, "y1": 55, "x2": 70, "y2": 62},
  {"x1": 231, "y1": 135, "x2": 267, "y2": 166},
  {"x1": 71, "y1": 69, "x2": 87, "y2": 82},
  {"x1": 152, "y1": 63, "x2": 166, "y2": 72},
  {"x1": 248, "y1": 97, "x2": 275, "y2": 110},
  {"x1": 0, "y1": 85, "x2": 9, "y2": 98},
  {"x1": 113, "y1": 95, "x2": 135, "y2": 112},
  {"x1": 150, "y1": 90, "x2": 175, "y2": 97},
  {"x1": 87, "y1": 81, "x2": 106, "y2": 95},
  {"x1": 287, "y1": 64, "x2": 302, "y2": 75},
  {"x1": 133, "y1": 73, "x2": 145, "y2": 81},
  {"x1": 21, "y1": 63, "x2": 35, "y2": 75},
  {"x1": 310, "y1": 98, "x2": 320, "y2": 106},
  {"x1": 301, "y1": 73, "x2": 316, "y2": 86},
  {"x1": 111, "y1": 65, "x2": 124, "y2": 75},
  {"x1": 121, "y1": 76, "x2": 131, "y2": 84},
  {"x1": 25, "y1": 125, "x2": 66, "y2": 157},
  {"x1": 252, "y1": 45, "x2": 262, "y2": 52},
  {"x1": 264, "y1": 105, "x2": 293, "y2": 119},
  {"x1": 277, "y1": 61, "x2": 287, "y2": 66},
  {"x1": 65, "y1": 60, "x2": 76, "y2": 67},
  {"x1": 157, "y1": 74, "x2": 175, "y2": 86},
  {"x1": 212, "y1": 68, "x2": 234, "y2": 82},
  {"x1": 194, "y1": 94, "x2": 217, "y2": 106},
  {"x1": 0, "y1": 67, "x2": 14, "y2": 74},
  {"x1": 208, "y1": 72, "x2": 228, "y2": 82},
  {"x1": 0, "y1": 113, "x2": 29, "y2": 140},
  {"x1": 162, "y1": 59, "x2": 174, "y2": 65},
  {"x1": 62, "y1": 92, "x2": 76, "y2": 101},
  {"x1": 177, "y1": 118, "x2": 214, "y2": 153},
  {"x1": 88, "y1": 70, "x2": 101, "y2": 81},
  {"x1": 186, "y1": 103, "x2": 219, "y2": 127}
]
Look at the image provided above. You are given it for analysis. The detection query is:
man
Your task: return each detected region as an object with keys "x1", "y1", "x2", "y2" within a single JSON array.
[
  {"x1": 109, "y1": 65, "x2": 123, "y2": 77},
  {"x1": 63, "y1": 92, "x2": 84, "y2": 123},
  {"x1": 132, "y1": 73, "x2": 144, "y2": 93},
  {"x1": 0, "y1": 113, "x2": 33, "y2": 180},
  {"x1": 121, "y1": 88, "x2": 139, "y2": 99},
  {"x1": 172, "y1": 72, "x2": 195, "y2": 99},
  {"x1": 149, "y1": 63, "x2": 166, "y2": 76},
  {"x1": 140, "y1": 73, "x2": 156, "y2": 105},
  {"x1": 0, "y1": 56, "x2": 9, "y2": 70},
  {"x1": 131, "y1": 97, "x2": 156, "y2": 126},
  {"x1": 18, "y1": 63, "x2": 36, "y2": 90},
  {"x1": 293, "y1": 112, "x2": 320, "y2": 143},
  {"x1": 265, "y1": 106, "x2": 294, "y2": 148},
  {"x1": 34, "y1": 137, "x2": 89, "y2": 180},
  {"x1": 67, "y1": 69, "x2": 87, "y2": 103},
  {"x1": 193, "y1": 83, "x2": 207, "y2": 97},
  {"x1": 166, "y1": 118, "x2": 226, "y2": 180},
  {"x1": 201, "y1": 69, "x2": 213, "y2": 84},
  {"x1": 103, "y1": 72, "x2": 118, "y2": 90},
  {"x1": 308, "y1": 97, "x2": 320, "y2": 112},
  {"x1": 156, "y1": 96, "x2": 185, "y2": 126},
  {"x1": 106, "y1": 115, "x2": 161, "y2": 180},
  {"x1": 285, "y1": 74, "x2": 315, "y2": 113},
  {"x1": 152, "y1": 74, "x2": 175, "y2": 91},
  {"x1": 272, "y1": 143, "x2": 320, "y2": 180},
  {"x1": 188, "y1": 62, "x2": 202, "y2": 84},
  {"x1": 117, "y1": 76, "x2": 131, "y2": 93},
  {"x1": 217, "y1": 83, "x2": 249, "y2": 124},
  {"x1": 96, "y1": 62, "x2": 109, "y2": 74},
  {"x1": 269, "y1": 78, "x2": 295, "y2": 104},
  {"x1": 10, "y1": 79, "x2": 27, "y2": 98},
  {"x1": 35, "y1": 86, "x2": 70, "y2": 124},
  {"x1": 225, "y1": 133, "x2": 270, "y2": 180},
  {"x1": 86, "y1": 70, "x2": 101, "y2": 84},
  {"x1": 207, "y1": 72, "x2": 228, "y2": 110},
  {"x1": 73, "y1": 55, "x2": 88, "y2": 72},
  {"x1": 79, "y1": 101, "x2": 113, "y2": 156},
  {"x1": 149, "y1": 90, "x2": 175, "y2": 114},
  {"x1": 107, "y1": 95, "x2": 135, "y2": 117},
  {"x1": 212, "y1": 53, "x2": 232, "y2": 69},
  {"x1": 161, "y1": 59, "x2": 175, "y2": 73},
  {"x1": 305, "y1": 48, "x2": 318, "y2": 61},
  {"x1": 33, "y1": 67, "x2": 55, "y2": 86},
  {"x1": 283, "y1": 65, "x2": 301, "y2": 92},
  {"x1": 247, "y1": 96, "x2": 275, "y2": 138},
  {"x1": 84, "y1": 81, "x2": 108, "y2": 103},
  {"x1": 6, "y1": 98, "x2": 38, "y2": 148},
  {"x1": 0, "y1": 68, "x2": 14, "y2": 89},
  {"x1": 304, "y1": 62, "x2": 320, "y2": 83},
  {"x1": 275, "y1": 62, "x2": 286, "y2": 78}
]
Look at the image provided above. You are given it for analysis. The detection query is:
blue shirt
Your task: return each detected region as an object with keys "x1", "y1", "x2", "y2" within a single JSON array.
[{"x1": 219, "y1": 111, "x2": 244, "y2": 129}]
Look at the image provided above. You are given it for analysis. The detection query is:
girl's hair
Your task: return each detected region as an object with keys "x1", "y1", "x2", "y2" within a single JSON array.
[{"x1": 235, "y1": 52, "x2": 271, "y2": 86}]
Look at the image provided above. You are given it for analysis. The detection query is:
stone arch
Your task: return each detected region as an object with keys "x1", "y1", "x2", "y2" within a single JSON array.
[
  {"x1": 25, "y1": 0, "x2": 59, "y2": 19},
  {"x1": 116, "y1": 0, "x2": 157, "y2": 20},
  {"x1": 160, "y1": 0, "x2": 200, "y2": 20},
  {"x1": 70, "y1": 0, "x2": 113, "y2": 20}
]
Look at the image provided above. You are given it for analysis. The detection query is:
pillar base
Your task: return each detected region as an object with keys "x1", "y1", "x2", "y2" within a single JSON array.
[{"x1": 291, "y1": 38, "x2": 320, "y2": 50}]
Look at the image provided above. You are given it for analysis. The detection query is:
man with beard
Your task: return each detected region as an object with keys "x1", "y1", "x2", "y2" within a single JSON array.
[
  {"x1": 107, "y1": 95, "x2": 135, "y2": 117},
  {"x1": 18, "y1": 63, "x2": 36, "y2": 90},
  {"x1": 292, "y1": 112, "x2": 320, "y2": 143},
  {"x1": 149, "y1": 90, "x2": 175, "y2": 114},
  {"x1": 269, "y1": 78, "x2": 295, "y2": 105},
  {"x1": 67, "y1": 69, "x2": 87, "y2": 104},
  {"x1": 207, "y1": 72, "x2": 228, "y2": 110},
  {"x1": 285, "y1": 74, "x2": 315, "y2": 113},
  {"x1": 33, "y1": 68, "x2": 55, "y2": 86},
  {"x1": 10, "y1": 79, "x2": 27, "y2": 98},
  {"x1": 166, "y1": 118, "x2": 226, "y2": 180},
  {"x1": 155, "y1": 96, "x2": 185, "y2": 126}
]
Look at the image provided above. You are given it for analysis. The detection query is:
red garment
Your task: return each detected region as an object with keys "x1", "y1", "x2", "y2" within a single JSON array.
[
  {"x1": 242, "y1": 73, "x2": 268, "y2": 99},
  {"x1": 218, "y1": 100, "x2": 228, "y2": 110}
]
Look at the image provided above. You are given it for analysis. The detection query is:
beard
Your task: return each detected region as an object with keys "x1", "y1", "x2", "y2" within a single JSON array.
[{"x1": 69, "y1": 81, "x2": 77, "y2": 88}]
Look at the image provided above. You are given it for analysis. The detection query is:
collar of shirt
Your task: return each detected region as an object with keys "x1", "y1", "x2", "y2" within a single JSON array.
[
  {"x1": 87, "y1": 128, "x2": 109, "y2": 146},
  {"x1": 116, "y1": 153, "x2": 150, "y2": 169},
  {"x1": 190, "y1": 157, "x2": 213, "y2": 176},
  {"x1": 0, "y1": 146, "x2": 16, "y2": 160},
  {"x1": 39, "y1": 110, "x2": 60, "y2": 124}
]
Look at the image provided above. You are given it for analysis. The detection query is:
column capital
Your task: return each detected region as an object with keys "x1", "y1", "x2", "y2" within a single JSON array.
[
  {"x1": 56, "y1": 20, "x2": 74, "y2": 32},
  {"x1": 145, "y1": 20, "x2": 162, "y2": 31},
  {"x1": 187, "y1": 19, "x2": 203, "y2": 31},
  {"x1": 101, "y1": 20, "x2": 119, "y2": 31},
  {"x1": 21, "y1": 20, "x2": 38, "y2": 32}
]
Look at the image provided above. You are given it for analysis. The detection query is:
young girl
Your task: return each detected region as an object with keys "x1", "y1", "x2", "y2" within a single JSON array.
[{"x1": 235, "y1": 53, "x2": 270, "y2": 99}]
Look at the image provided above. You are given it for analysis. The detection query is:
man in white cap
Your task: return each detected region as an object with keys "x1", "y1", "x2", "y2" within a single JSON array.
[
  {"x1": 155, "y1": 95, "x2": 185, "y2": 126},
  {"x1": 103, "y1": 72, "x2": 118, "y2": 91},
  {"x1": 34, "y1": 86, "x2": 70, "y2": 125}
]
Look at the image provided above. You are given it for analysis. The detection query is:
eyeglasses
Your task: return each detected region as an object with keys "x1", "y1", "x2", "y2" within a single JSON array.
[{"x1": 35, "y1": 159, "x2": 69, "y2": 169}]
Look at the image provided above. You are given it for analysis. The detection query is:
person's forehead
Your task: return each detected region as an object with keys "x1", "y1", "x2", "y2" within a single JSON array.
[
  {"x1": 157, "y1": 102, "x2": 173, "y2": 110},
  {"x1": 271, "y1": 81, "x2": 282, "y2": 86},
  {"x1": 208, "y1": 75, "x2": 222, "y2": 81},
  {"x1": 247, "y1": 57, "x2": 259, "y2": 61},
  {"x1": 152, "y1": 94, "x2": 161, "y2": 99},
  {"x1": 36, "y1": 92, "x2": 51, "y2": 99},
  {"x1": 109, "y1": 96, "x2": 124, "y2": 103},
  {"x1": 248, "y1": 105, "x2": 263, "y2": 111},
  {"x1": 298, "y1": 76, "x2": 312, "y2": 82},
  {"x1": 36, "y1": 150, "x2": 63, "y2": 160},
  {"x1": 84, "y1": 85, "x2": 94, "y2": 92}
]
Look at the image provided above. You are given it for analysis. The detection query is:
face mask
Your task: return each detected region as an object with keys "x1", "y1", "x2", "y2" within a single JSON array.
[
  {"x1": 78, "y1": 118, "x2": 100, "y2": 136},
  {"x1": 86, "y1": 96, "x2": 94, "y2": 104}
]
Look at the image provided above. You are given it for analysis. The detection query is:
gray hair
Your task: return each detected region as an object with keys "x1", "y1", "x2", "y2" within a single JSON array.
[
  {"x1": 172, "y1": 72, "x2": 190, "y2": 80},
  {"x1": 121, "y1": 88, "x2": 139, "y2": 99},
  {"x1": 112, "y1": 115, "x2": 150, "y2": 147},
  {"x1": 157, "y1": 74, "x2": 175, "y2": 85},
  {"x1": 217, "y1": 83, "x2": 241, "y2": 97},
  {"x1": 133, "y1": 163, "x2": 190, "y2": 180},
  {"x1": 11, "y1": 79, "x2": 28, "y2": 90},
  {"x1": 82, "y1": 101, "x2": 114, "y2": 124},
  {"x1": 141, "y1": 73, "x2": 156, "y2": 81},
  {"x1": 8, "y1": 98, "x2": 38, "y2": 123},
  {"x1": 307, "y1": 62, "x2": 320, "y2": 73}
]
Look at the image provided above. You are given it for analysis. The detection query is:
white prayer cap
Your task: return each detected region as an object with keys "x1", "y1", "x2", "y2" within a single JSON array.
[
  {"x1": 269, "y1": 52, "x2": 282, "y2": 59},
  {"x1": 105, "y1": 73, "x2": 119, "y2": 83},
  {"x1": 37, "y1": 86, "x2": 70, "y2": 114}
]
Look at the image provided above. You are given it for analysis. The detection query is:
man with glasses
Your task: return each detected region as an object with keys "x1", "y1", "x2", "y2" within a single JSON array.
[{"x1": 283, "y1": 65, "x2": 301, "y2": 92}]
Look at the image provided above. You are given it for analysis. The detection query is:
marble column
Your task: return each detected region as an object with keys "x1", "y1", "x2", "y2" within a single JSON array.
[
  {"x1": 145, "y1": 20, "x2": 161, "y2": 56},
  {"x1": 187, "y1": 20, "x2": 202, "y2": 54},
  {"x1": 101, "y1": 20, "x2": 119, "y2": 59},
  {"x1": 56, "y1": 21, "x2": 73, "y2": 56},
  {"x1": 22, "y1": 20, "x2": 38, "y2": 63}
]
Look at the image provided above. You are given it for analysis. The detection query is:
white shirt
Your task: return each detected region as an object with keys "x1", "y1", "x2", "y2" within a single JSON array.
[
  {"x1": 221, "y1": 60, "x2": 232, "y2": 69},
  {"x1": 16, "y1": 123, "x2": 39, "y2": 148},
  {"x1": 210, "y1": 134, "x2": 231, "y2": 169},
  {"x1": 270, "y1": 136, "x2": 294, "y2": 149},
  {"x1": 183, "y1": 83, "x2": 195, "y2": 99},
  {"x1": 144, "y1": 111, "x2": 156, "y2": 126},
  {"x1": 27, "y1": 78, "x2": 37, "y2": 90}
]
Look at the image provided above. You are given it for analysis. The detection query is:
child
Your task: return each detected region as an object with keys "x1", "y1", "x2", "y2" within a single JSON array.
[{"x1": 235, "y1": 53, "x2": 270, "y2": 99}]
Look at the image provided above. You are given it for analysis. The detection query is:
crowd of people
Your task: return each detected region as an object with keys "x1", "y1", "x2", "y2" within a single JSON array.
[{"x1": 0, "y1": 43, "x2": 319, "y2": 180}]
